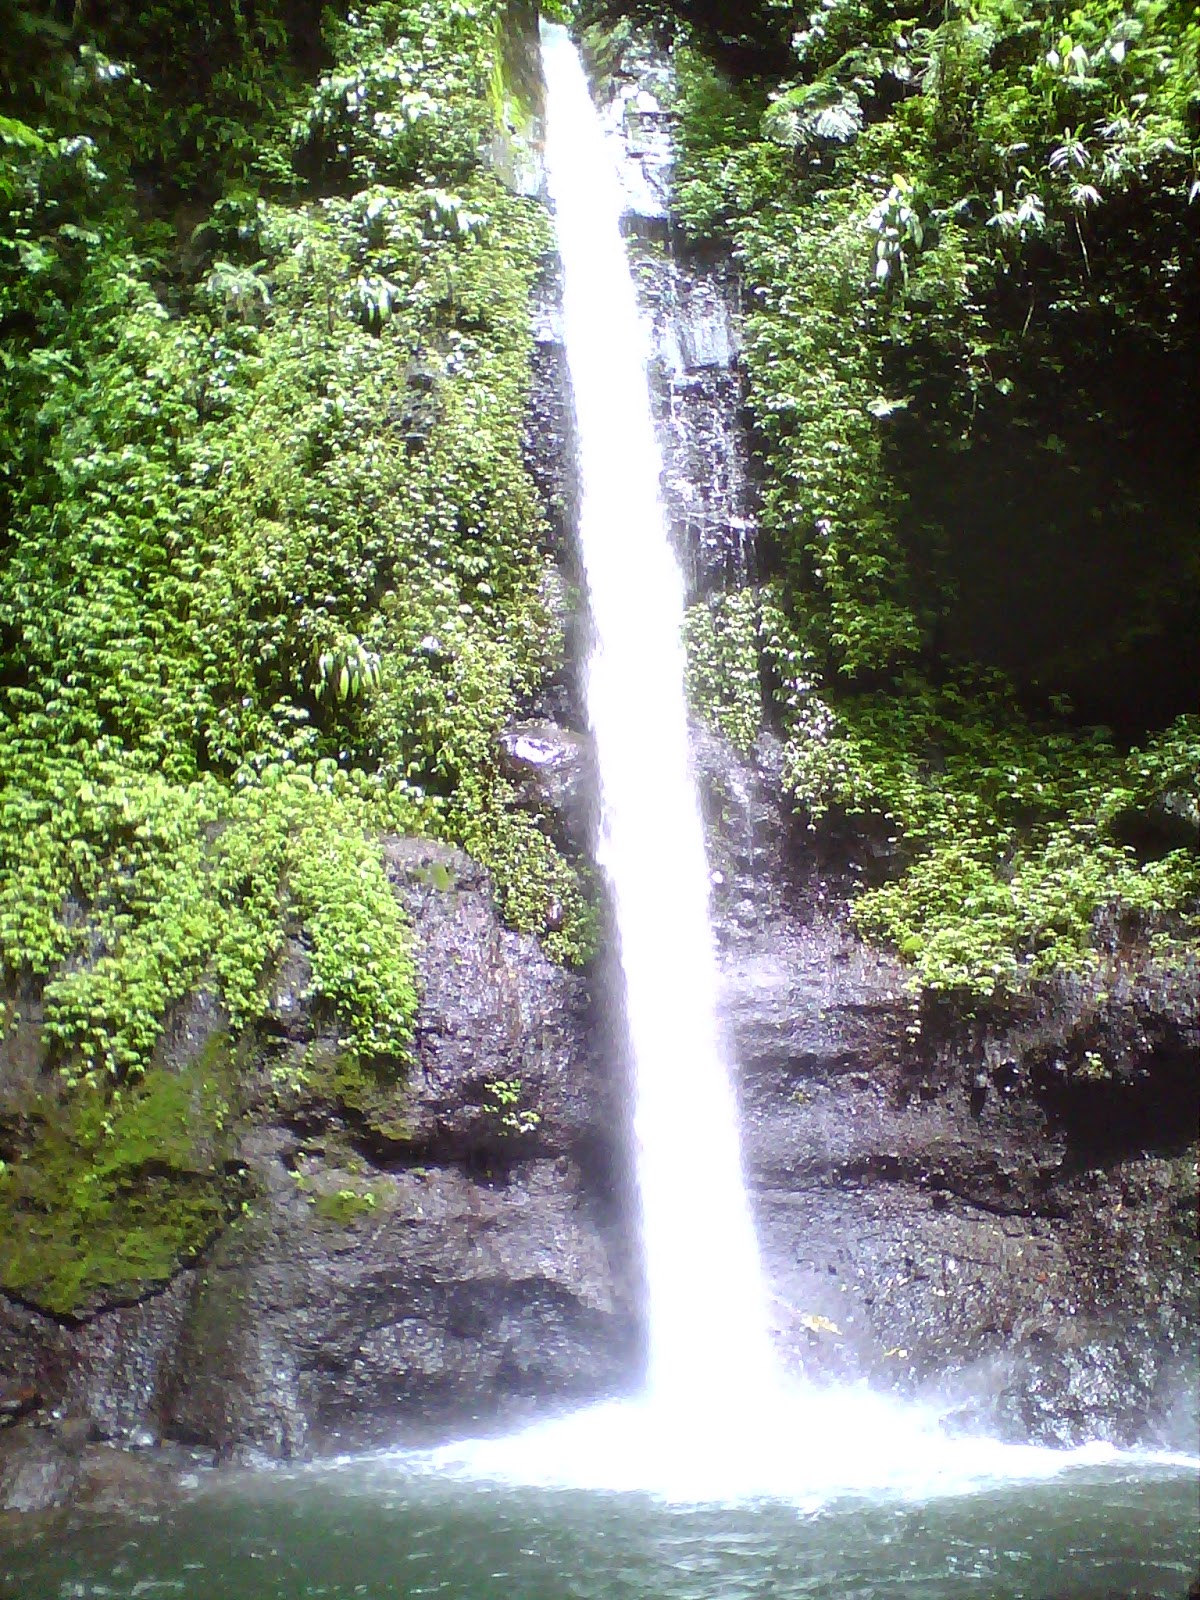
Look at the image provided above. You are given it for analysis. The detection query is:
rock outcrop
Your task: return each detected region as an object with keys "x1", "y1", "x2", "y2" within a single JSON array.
[
  {"x1": 0, "y1": 840, "x2": 641, "y2": 1506},
  {"x1": 697, "y1": 727, "x2": 1199, "y2": 1450},
  {"x1": 498, "y1": 723, "x2": 595, "y2": 855},
  {"x1": 591, "y1": 22, "x2": 1198, "y2": 1454}
]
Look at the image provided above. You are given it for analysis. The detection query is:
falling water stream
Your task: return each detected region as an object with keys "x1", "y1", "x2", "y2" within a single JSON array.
[
  {"x1": 539, "y1": 20, "x2": 776, "y2": 1408},
  {"x1": 403, "y1": 19, "x2": 1199, "y2": 1510},
  {"x1": 4, "y1": 25, "x2": 1195, "y2": 1598}
]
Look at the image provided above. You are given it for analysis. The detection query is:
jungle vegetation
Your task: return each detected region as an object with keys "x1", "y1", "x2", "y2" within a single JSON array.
[
  {"x1": 0, "y1": 0, "x2": 585, "y2": 1311},
  {"x1": 589, "y1": 0, "x2": 1199, "y2": 999},
  {"x1": 0, "y1": 0, "x2": 591, "y2": 1075},
  {"x1": 0, "y1": 0, "x2": 1195, "y2": 1308}
]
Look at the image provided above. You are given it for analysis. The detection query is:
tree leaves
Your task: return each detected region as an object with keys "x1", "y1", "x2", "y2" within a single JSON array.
[{"x1": 669, "y1": 0, "x2": 1199, "y2": 997}]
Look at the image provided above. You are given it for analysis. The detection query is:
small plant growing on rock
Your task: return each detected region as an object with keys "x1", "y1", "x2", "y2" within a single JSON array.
[
  {"x1": 1078, "y1": 1050, "x2": 1108, "y2": 1082},
  {"x1": 483, "y1": 1077, "x2": 540, "y2": 1136}
]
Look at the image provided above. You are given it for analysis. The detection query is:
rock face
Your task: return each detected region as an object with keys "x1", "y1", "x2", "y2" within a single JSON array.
[
  {"x1": 2, "y1": 19, "x2": 1197, "y2": 1520},
  {"x1": 591, "y1": 22, "x2": 1199, "y2": 1453},
  {"x1": 585, "y1": 30, "x2": 758, "y2": 603},
  {"x1": 696, "y1": 727, "x2": 1199, "y2": 1449},
  {"x1": 498, "y1": 722, "x2": 595, "y2": 854},
  {"x1": 0, "y1": 840, "x2": 641, "y2": 1500}
]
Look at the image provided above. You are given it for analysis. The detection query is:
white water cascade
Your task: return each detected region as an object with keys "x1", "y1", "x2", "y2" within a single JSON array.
[
  {"x1": 539, "y1": 21, "x2": 776, "y2": 1411},
  {"x1": 407, "y1": 26, "x2": 1195, "y2": 1504}
]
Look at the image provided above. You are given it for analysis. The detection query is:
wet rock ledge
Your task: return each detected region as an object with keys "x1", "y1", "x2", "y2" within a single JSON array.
[
  {"x1": 0, "y1": 838, "x2": 641, "y2": 1510},
  {"x1": 697, "y1": 727, "x2": 1199, "y2": 1451}
]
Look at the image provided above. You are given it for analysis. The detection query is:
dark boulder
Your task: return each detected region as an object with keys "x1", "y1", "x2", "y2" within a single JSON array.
[
  {"x1": 0, "y1": 1431, "x2": 80, "y2": 1514},
  {"x1": 0, "y1": 837, "x2": 640, "y2": 1479}
]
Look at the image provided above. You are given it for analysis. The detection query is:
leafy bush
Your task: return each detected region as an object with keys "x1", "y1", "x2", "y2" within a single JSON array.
[
  {"x1": 665, "y1": 1, "x2": 1199, "y2": 996},
  {"x1": 684, "y1": 587, "x2": 765, "y2": 753},
  {"x1": 0, "y1": 4, "x2": 590, "y2": 1098}
]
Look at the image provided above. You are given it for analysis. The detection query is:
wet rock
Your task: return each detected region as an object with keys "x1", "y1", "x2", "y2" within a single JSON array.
[
  {"x1": 700, "y1": 729, "x2": 1200, "y2": 1446},
  {"x1": 498, "y1": 722, "x2": 595, "y2": 853},
  {"x1": 573, "y1": 32, "x2": 1198, "y2": 1443},
  {"x1": 0, "y1": 835, "x2": 640, "y2": 1488},
  {"x1": 581, "y1": 33, "x2": 758, "y2": 603},
  {"x1": 635, "y1": 242, "x2": 756, "y2": 600},
  {"x1": 586, "y1": 38, "x2": 676, "y2": 228},
  {"x1": 0, "y1": 1386, "x2": 39, "y2": 1428},
  {"x1": 264, "y1": 940, "x2": 314, "y2": 1039},
  {"x1": 71, "y1": 1440, "x2": 212, "y2": 1513},
  {"x1": 164, "y1": 1157, "x2": 635, "y2": 1458},
  {"x1": 522, "y1": 279, "x2": 586, "y2": 729},
  {"x1": 149, "y1": 837, "x2": 639, "y2": 1461},
  {"x1": 0, "y1": 1432, "x2": 79, "y2": 1513},
  {"x1": 489, "y1": 0, "x2": 545, "y2": 199}
]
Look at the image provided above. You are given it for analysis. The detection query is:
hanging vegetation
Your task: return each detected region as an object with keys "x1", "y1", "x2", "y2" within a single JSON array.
[
  {"x1": 0, "y1": 0, "x2": 589, "y2": 1309},
  {"x1": 584, "y1": 0, "x2": 1199, "y2": 999}
]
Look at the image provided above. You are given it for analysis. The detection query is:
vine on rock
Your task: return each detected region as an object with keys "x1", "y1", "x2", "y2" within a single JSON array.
[{"x1": 641, "y1": 0, "x2": 1200, "y2": 997}]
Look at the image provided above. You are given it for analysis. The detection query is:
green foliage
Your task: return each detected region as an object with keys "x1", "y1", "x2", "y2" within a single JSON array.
[
  {"x1": 292, "y1": 0, "x2": 498, "y2": 189},
  {"x1": 668, "y1": 2, "x2": 1199, "y2": 997},
  {"x1": 683, "y1": 587, "x2": 765, "y2": 752},
  {"x1": 288, "y1": 806, "x2": 418, "y2": 1057},
  {"x1": 0, "y1": 0, "x2": 590, "y2": 1284},
  {"x1": 781, "y1": 681, "x2": 1200, "y2": 995},
  {"x1": 483, "y1": 1075, "x2": 540, "y2": 1135},
  {"x1": 0, "y1": 750, "x2": 423, "y2": 1080},
  {"x1": 0, "y1": 0, "x2": 315, "y2": 192}
]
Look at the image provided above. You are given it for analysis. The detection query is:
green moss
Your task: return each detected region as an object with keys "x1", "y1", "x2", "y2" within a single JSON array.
[
  {"x1": 0, "y1": 1047, "x2": 241, "y2": 1316},
  {"x1": 311, "y1": 1186, "x2": 381, "y2": 1224},
  {"x1": 300, "y1": 1043, "x2": 415, "y2": 1145}
]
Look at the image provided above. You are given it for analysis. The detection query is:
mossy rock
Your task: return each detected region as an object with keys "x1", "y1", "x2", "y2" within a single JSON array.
[
  {"x1": 310, "y1": 1186, "x2": 382, "y2": 1225},
  {"x1": 301, "y1": 1044, "x2": 415, "y2": 1146},
  {"x1": 0, "y1": 1045, "x2": 242, "y2": 1317}
]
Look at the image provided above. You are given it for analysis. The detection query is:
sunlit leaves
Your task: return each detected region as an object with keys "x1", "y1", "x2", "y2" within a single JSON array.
[
  {"x1": 867, "y1": 174, "x2": 926, "y2": 284},
  {"x1": 200, "y1": 259, "x2": 272, "y2": 323},
  {"x1": 762, "y1": 82, "x2": 862, "y2": 150},
  {"x1": 683, "y1": 588, "x2": 765, "y2": 753},
  {"x1": 668, "y1": 0, "x2": 1199, "y2": 999},
  {"x1": 0, "y1": 0, "x2": 594, "y2": 1101},
  {"x1": 315, "y1": 639, "x2": 382, "y2": 702}
]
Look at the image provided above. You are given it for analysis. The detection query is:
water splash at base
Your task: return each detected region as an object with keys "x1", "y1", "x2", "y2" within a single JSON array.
[
  {"x1": 470, "y1": 23, "x2": 1200, "y2": 1513},
  {"x1": 397, "y1": 1390, "x2": 1194, "y2": 1508}
]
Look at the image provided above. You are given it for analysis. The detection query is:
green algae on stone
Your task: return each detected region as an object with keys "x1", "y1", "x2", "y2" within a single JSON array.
[
  {"x1": 0, "y1": 1052, "x2": 242, "y2": 1317},
  {"x1": 311, "y1": 1186, "x2": 382, "y2": 1225},
  {"x1": 301, "y1": 1044, "x2": 416, "y2": 1147}
]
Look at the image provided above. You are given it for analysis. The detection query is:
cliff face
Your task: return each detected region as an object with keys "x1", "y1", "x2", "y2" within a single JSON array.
[
  {"x1": 1, "y1": 17, "x2": 1196, "y2": 1518},
  {"x1": 0, "y1": 839, "x2": 640, "y2": 1507},
  {"x1": 2, "y1": 776, "x2": 1194, "y2": 1510},
  {"x1": 588, "y1": 25, "x2": 1198, "y2": 1450},
  {"x1": 700, "y1": 729, "x2": 1197, "y2": 1450}
]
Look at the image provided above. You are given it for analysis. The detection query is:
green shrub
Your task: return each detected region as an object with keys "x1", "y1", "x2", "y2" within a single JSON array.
[{"x1": 668, "y1": 3, "x2": 1199, "y2": 997}]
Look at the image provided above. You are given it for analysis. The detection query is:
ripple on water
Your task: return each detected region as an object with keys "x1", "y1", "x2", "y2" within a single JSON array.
[{"x1": 2, "y1": 1457, "x2": 1197, "y2": 1600}]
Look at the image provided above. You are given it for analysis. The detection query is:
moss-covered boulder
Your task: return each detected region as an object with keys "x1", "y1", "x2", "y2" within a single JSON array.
[{"x1": 0, "y1": 1025, "x2": 242, "y2": 1318}]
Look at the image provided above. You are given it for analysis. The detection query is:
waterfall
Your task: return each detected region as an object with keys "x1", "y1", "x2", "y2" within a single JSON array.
[
  {"x1": 539, "y1": 22, "x2": 775, "y2": 1408},
  {"x1": 416, "y1": 26, "x2": 1174, "y2": 1504}
]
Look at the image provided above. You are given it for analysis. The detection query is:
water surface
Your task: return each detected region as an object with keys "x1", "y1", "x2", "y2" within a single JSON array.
[{"x1": 4, "y1": 1458, "x2": 1196, "y2": 1600}]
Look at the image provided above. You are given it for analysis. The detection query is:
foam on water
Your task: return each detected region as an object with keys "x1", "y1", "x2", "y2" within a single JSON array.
[{"x1": 388, "y1": 1394, "x2": 1195, "y2": 1508}]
